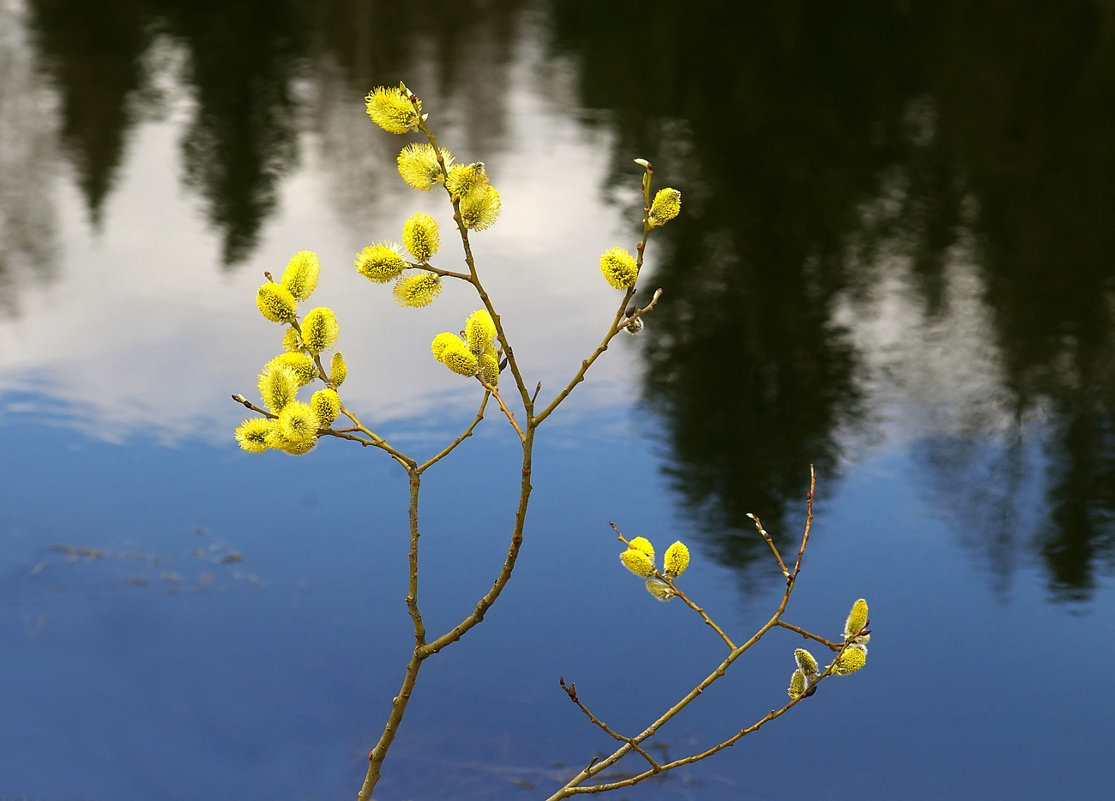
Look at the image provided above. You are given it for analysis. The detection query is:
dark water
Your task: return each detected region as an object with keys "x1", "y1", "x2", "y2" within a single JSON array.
[{"x1": 2, "y1": 1, "x2": 1114, "y2": 799}]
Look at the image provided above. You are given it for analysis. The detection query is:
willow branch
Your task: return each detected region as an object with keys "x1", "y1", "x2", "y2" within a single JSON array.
[
  {"x1": 774, "y1": 620, "x2": 842, "y2": 650},
  {"x1": 420, "y1": 426, "x2": 535, "y2": 657},
  {"x1": 547, "y1": 469, "x2": 818, "y2": 801},
  {"x1": 746, "y1": 511, "x2": 790, "y2": 579},
  {"x1": 480, "y1": 379, "x2": 525, "y2": 442},
  {"x1": 417, "y1": 392, "x2": 490, "y2": 472},
  {"x1": 420, "y1": 123, "x2": 533, "y2": 414},
  {"x1": 559, "y1": 678, "x2": 661, "y2": 771}
]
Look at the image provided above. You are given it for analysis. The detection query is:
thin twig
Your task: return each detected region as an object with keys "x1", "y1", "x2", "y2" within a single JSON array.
[
  {"x1": 774, "y1": 620, "x2": 842, "y2": 650},
  {"x1": 559, "y1": 678, "x2": 661, "y2": 771},
  {"x1": 418, "y1": 392, "x2": 490, "y2": 472},
  {"x1": 480, "y1": 380, "x2": 525, "y2": 441},
  {"x1": 746, "y1": 511, "x2": 790, "y2": 579}
]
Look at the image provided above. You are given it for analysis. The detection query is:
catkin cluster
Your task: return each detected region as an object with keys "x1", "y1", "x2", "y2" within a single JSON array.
[
  {"x1": 787, "y1": 598, "x2": 871, "y2": 699},
  {"x1": 236, "y1": 250, "x2": 345, "y2": 455},
  {"x1": 618, "y1": 536, "x2": 691, "y2": 601}
]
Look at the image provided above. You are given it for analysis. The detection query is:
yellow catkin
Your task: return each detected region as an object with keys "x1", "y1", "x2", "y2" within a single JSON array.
[
  {"x1": 393, "y1": 272, "x2": 443, "y2": 307},
  {"x1": 235, "y1": 418, "x2": 274, "y2": 453},
  {"x1": 280, "y1": 250, "x2": 320, "y2": 300},
  {"x1": 402, "y1": 213, "x2": 440, "y2": 262},
  {"x1": 844, "y1": 598, "x2": 869, "y2": 640},
  {"x1": 329, "y1": 352, "x2": 347, "y2": 387},
  {"x1": 620, "y1": 548, "x2": 656, "y2": 578},
  {"x1": 355, "y1": 243, "x2": 407, "y2": 283},
  {"x1": 599, "y1": 247, "x2": 638, "y2": 290},
  {"x1": 311, "y1": 388, "x2": 341, "y2": 427},
  {"x1": 794, "y1": 648, "x2": 819, "y2": 677},
  {"x1": 397, "y1": 143, "x2": 455, "y2": 190},
  {"x1": 258, "y1": 364, "x2": 298, "y2": 413},
  {"x1": 459, "y1": 185, "x2": 501, "y2": 230},
  {"x1": 301, "y1": 307, "x2": 339, "y2": 353},
  {"x1": 269, "y1": 352, "x2": 316, "y2": 386},
  {"x1": 256, "y1": 282, "x2": 297, "y2": 323},
  {"x1": 627, "y1": 536, "x2": 655, "y2": 562},
  {"x1": 364, "y1": 84, "x2": 421, "y2": 134},
  {"x1": 464, "y1": 309, "x2": 497, "y2": 354},
  {"x1": 663, "y1": 541, "x2": 690, "y2": 577},
  {"x1": 648, "y1": 187, "x2": 682, "y2": 227}
]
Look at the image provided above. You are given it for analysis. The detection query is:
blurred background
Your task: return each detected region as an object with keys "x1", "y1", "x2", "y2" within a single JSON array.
[{"x1": 2, "y1": 1, "x2": 1113, "y2": 798}]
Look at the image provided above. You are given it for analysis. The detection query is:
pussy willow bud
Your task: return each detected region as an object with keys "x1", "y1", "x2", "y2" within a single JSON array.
[
  {"x1": 393, "y1": 272, "x2": 443, "y2": 307},
  {"x1": 478, "y1": 351, "x2": 500, "y2": 387},
  {"x1": 648, "y1": 187, "x2": 682, "y2": 227},
  {"x1": 329, "y1": 352, "x2": 347, "y2": 387},
  {"x1": 788, "y1": 668, "x2": 807, "y2": 700},
  {"x1": 364, "y1": 84, "x2": 421, "y2": 134},
  {"x1": 431, "y1": 333, "x2": 478, "y2": 376},
  {"x1": 277, "y1": 401, "x2": 320, "y2": 446},
  {"x1": 625, "y1": 317, "x2": 645, "y2": 335},
  {"x1": 268, "y1": 352, "x2": 316, "y2": 386},
  {"x1": 626, "y1": 536, "x2": 655, "y2": 561},
  {"x1": 310, "y1": 388, "x2": 341, "y2": 428},
  {"x1": 645, "y1": 577, "x2": 675, "y2": 602},
  {"x1": 280, "y1": 250, "x2": 320, "y2": 301},
  {"x1": 620, "y1": 548, "x2": 656, "y2": 578},
  {"x1": 301, "y1": 307, "x2": 339, "y2": 353},
  {"x1": 459, "y1": 185, "x2": 501, "y2": 231},
  {"x1": 600, "y1": 247, "x2": 638, "y2": 290},
  {"x1": 402, "y1": 213, "x2": 440, "y2": 262},
  {"x1": 258, "y1": 364, "x2": 298, "y2": 413},
  {"x1": 446, "y1": 162, "x2": 488, "y2": 200},
  {"x1": 464, "y1": 309, "x2": 497, "y2": 354},
  {"x1": 355, "y1": 243, "x2": 407, "y2": 283},
  {"x1": 235, "y1": 418, "x2": 275, "y2": 453},
  {"x1": 830, "y1": 645, "x2": 868, "y2": 676},
  {"x1": 282, "y1": 328, "x2": 303, "y2": 353},
  {"x1": 843, "y1": 598, "x2": 869, "y2": 640},
  {"x1": 794, "y1": 648, "x2": 819, "y2": 678},
  {"x1": 256, "y1": 282, "x2": 297, "y2": 323},
  {"x1": 397, "y1": 143, "x2": 454, "y2": 190},
  {"x1": 663, "y1": 541, "x2": 690, "y2": 577}
]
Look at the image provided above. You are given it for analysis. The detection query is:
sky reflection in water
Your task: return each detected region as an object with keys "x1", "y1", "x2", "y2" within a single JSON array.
[{"x1": 1, "y1": 1, "x2": 1114, "y2": 799}]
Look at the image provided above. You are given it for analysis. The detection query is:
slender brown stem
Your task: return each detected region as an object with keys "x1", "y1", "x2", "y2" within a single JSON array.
[
  {"x1": 547, "y1": 468, "x2": 818, "y2": 800},
  {"x1": 418, "y1": 392, "x2": 489, "y2": 473}
]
